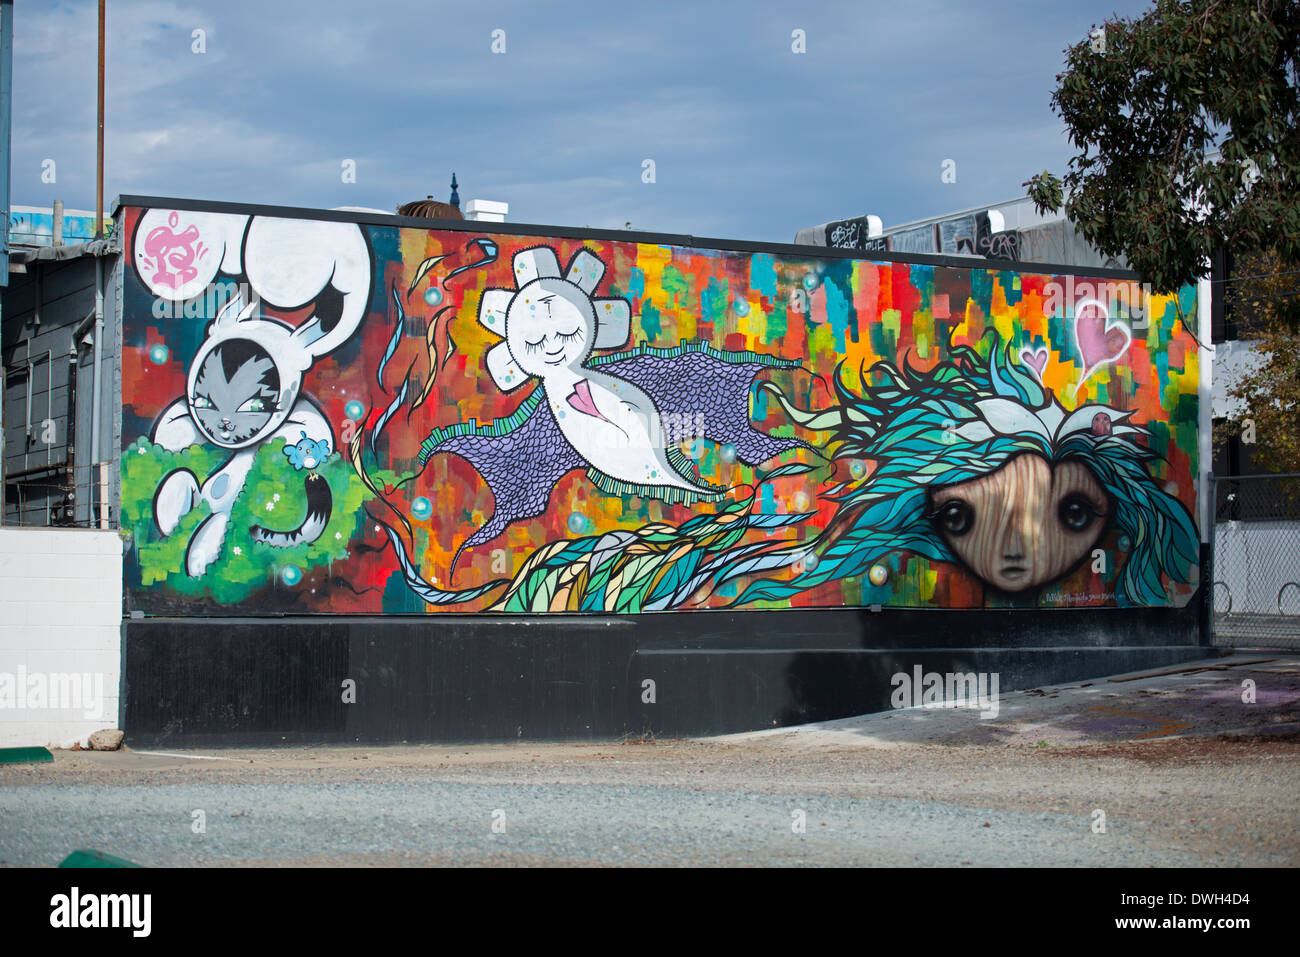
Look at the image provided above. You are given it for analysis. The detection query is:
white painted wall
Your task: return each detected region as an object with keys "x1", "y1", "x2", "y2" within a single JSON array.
[{"x1": 0, "y1": 528, "x2": 122, "y2": 748}]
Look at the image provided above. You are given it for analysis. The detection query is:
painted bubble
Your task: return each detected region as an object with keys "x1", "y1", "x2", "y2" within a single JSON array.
[
  {"x1": 869, "y1": 564, "x2": 888, "y2": 586},
  {"x1": 411, "y1": 497, "x2": 432, "y2": 520},
  {"x1": 345, "y1": 401, "x2": 365, "y2": 421},
  {"x1": 424, "y1": 288, "x2": 444, "y2": 307},
  {"x1": 802, "y1": 273, "x2": 818, "y2": 291},
  {"x1": 568, "y1": 513, "x2": 589, "y2": 534},
  {"x1": 801, "y1": 552, "x2": 820, "y2": 572},
  {"x1": 849, "y1": 460, "x2": 867, "y2": 479},
  {"x1": 734, "y1": 298, "x2": 750, "y2": 316},
  {"x1": 149, "y1": 344, "x2": 170, "y2": 364},
  {"x1": 720, "y1": 443, "x2": 738, "y2": 464},
  {"x1": 281, "y1": 565, "x2": 302, "y2": 586}
]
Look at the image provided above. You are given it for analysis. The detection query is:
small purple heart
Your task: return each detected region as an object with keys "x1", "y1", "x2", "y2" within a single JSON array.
[{"x1": 1021, "y1": 347, "x2": 1048, "y2": 378}]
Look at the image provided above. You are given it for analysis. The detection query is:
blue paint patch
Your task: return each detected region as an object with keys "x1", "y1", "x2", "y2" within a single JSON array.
[
  {"x1": 1155, "y1": 350, "x2": 1170, "y2": 394},
  {"x1": 750, "y1": 254, "x2": 777, "y2": 299},
  {"x1": 701, "y1": 276, "x2": 729, "y2": 322},
  {"x1": 909, "y1": 264, "x2": 935, "y2": 312},
  {"x1": 1000, "y1": 270, "x2": 1023, "y2": 307},
  {"x1": 825, "y1": 280, "x2": 853, "y2": 352},
  {"x1": 969, "y1": 269, "x2": 995, "y2": 317}
]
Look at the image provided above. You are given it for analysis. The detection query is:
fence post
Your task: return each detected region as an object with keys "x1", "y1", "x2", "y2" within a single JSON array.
[{"x1": 1202, "y1": 472, "x2": 1214, "y2": 648}]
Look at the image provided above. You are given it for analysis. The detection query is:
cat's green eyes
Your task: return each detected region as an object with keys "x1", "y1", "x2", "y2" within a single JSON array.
[{"x1": 194, "y1": 395, "x2": 269, "y2": 413}]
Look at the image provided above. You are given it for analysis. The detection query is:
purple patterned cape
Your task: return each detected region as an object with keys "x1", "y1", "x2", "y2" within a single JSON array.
[{"x1": 417, "y1": 340, "x2": 806, "y2": 562}]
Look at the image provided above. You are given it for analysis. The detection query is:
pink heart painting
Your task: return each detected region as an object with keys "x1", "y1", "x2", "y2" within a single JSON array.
[
  {"x1": 1073, "y1": 299, "x2": 1130, "y2": 395},
  {"x1": 1020, "y1": 347, "x2": 1049, "y2": 379}
]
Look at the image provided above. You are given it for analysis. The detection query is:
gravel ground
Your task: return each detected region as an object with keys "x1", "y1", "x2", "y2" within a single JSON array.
[{"x1": 1, "y1": 654, "x2": 1297, "y2": 867}]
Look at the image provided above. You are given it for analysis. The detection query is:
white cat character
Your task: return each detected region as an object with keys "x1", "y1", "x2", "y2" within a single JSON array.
[
  {"x1": 142, "y1": 215, "x2": 371, "y2": 576},
  {"x1": 479, "y1": 246, "x2": 717, "y2": 498}
]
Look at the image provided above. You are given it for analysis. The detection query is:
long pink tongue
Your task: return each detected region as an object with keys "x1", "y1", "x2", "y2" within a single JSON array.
[{"x1": 567, "y1": 379, "x2": 605, "y2": 420}]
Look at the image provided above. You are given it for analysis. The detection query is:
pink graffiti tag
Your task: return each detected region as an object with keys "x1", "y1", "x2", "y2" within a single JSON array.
[{"x1": 143, "y1": 211, "x2": 206, "y2": 289}]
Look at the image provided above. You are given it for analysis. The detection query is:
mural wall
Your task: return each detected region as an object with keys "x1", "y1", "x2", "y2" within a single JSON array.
[{"x1": 118, "y1": 205, "x2": 1202, "y2": 616}]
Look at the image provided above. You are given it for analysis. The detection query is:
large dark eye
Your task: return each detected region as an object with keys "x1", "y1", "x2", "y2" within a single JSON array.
[
  {"x1": 935, "y1": 500, "x2": 974, "y2": 536},
  {"x1": 1059, "y1": 494, "x2": 1098, "y2": 532}
]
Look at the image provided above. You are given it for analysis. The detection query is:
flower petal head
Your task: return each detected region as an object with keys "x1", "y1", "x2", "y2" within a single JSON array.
[
  {"x1": 565, "y1": 249, "x2": 606, "y2": 294},
  {"x1": 592, "y1": 299, "x2": 631, "y2": 350},
  {"x1": 478, "y1": 288, "x2": 512, "y2": 335},
  {"x1": 511, "y1": 247, "x2": 561, "y2": 286},
  {"x1": 485, "y1": 341, "x2": 526, "y2": 392}
]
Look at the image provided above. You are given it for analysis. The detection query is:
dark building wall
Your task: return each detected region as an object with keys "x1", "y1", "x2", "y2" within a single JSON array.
[
  {"x1": 123, "y1": 595, "x2": 1207, "y2": 746},
  {"x1": 1, "y1": 250, "x2": 119, "y2": 527}
]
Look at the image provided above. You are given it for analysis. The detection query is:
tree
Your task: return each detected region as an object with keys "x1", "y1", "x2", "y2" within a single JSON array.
[
  {"x1": 1025, "y1": 0, "x2": 1300, "y2": 471},
  {"x1": 1220, "y1": 246, "x2": 1300, "y2": 473}
]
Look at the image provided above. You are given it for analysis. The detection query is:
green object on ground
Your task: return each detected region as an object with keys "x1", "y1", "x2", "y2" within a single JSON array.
[
  {"x1": 0, "y1": 746, "x2": 53, "y2": 764},
  {"x1": 59, "y1": 849, "x2": 141, "y2": 868}
]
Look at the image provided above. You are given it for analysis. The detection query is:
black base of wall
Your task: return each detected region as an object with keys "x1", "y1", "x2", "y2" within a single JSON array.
[{"x1": 122, "y1": 590, "x2": 1209, "y2": 747}]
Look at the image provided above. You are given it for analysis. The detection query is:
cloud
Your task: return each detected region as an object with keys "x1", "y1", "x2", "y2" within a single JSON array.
[{"x1": 11, "y1": 0, "x2": 1157, "y2": 242}]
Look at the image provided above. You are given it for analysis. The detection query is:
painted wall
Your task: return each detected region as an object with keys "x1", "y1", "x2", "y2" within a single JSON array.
[
  {"x1": 117, "y1": 204, "x2": 1202, "y2": 617},
  {"x1": 8, "y1": 206, "x2": 111, "y2": 249}
]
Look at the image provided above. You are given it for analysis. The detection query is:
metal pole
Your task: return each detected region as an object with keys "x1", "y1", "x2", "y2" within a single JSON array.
[
  {"x1": 0, "y1": 366, "x2": 5, "y2": 527},
  {"x1": 46, "y1": 349, "x2": 52, "y2": 467},
  {"x1": 95, "y1": 0, "x2": 105, "y2": 239},
  {"x1": 1, "y1": 0, "x2": 14, "y2": 286},
  {"x1": 91, "y1": 258, "x2": 104, "y2": 517},
  {"x1": 24, "y1": 356, "x2": 31, "y2": 472}
]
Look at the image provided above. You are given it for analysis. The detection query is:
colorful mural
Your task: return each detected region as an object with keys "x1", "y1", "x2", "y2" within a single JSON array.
[{"x1": 118, "y1": 205, "x2": 1202, "y2": 616}]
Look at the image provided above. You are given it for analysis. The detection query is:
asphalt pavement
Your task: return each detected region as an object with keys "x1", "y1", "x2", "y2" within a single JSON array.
[{"x1": 1, "y1": 652, "x2": 1296, "y2": 867}]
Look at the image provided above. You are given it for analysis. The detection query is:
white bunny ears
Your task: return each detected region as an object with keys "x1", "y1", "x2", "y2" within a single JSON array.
[
  {"x1": 134, "y1": 210, "x2": 372, "y2": 365},
  {"x1": 477, "y1": 246, "x2": 632, "y2": 392}
]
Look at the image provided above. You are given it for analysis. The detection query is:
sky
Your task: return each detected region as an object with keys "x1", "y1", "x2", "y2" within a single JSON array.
[{"x1": 11, "y1": 0, "x2": 1157, "y2": 244}]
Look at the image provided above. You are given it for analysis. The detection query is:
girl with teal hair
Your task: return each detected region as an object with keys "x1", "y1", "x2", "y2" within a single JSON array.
[{"x1": 721, "y1": 331, "x2": 1200, "y2": 608}]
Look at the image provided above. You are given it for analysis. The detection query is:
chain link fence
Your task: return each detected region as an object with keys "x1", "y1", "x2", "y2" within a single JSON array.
[{"x1": 1212, "y1": 474, "x2": 1300, "y2": 649}]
